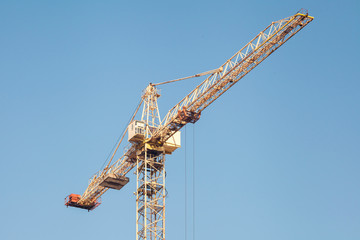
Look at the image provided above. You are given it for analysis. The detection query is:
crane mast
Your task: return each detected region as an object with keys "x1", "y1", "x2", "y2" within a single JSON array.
[
  {"x1": 65, "y1": 9, "x2": 313, "y2": 240},
  {"x1": 136, "y1": 85, "x2": 166, "y2": 240}
]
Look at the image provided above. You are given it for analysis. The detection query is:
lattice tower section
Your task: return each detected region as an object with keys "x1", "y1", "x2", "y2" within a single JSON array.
[
  {"x1": 137, "y1": 85, "x2": 166, "y2": 240},
  {"x1": 136, "y1": 151, "x2": 166, "y2": 240}
]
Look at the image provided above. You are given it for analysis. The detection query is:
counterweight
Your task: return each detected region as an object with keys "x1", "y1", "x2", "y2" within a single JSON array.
[{"x1": 65, "y1": 9, "x2": 313, "y2": 240}]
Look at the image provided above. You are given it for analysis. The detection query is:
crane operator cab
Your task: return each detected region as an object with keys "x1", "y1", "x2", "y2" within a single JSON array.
[
  {"x1": 128, "y1": 120, "x2": 181, "y2": 154},
  {"x1": 128, "y1": 120, "x2": 145, "y2": 142}
]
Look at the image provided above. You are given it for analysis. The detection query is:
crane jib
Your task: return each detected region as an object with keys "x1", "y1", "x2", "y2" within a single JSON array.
[{"x1": 65, "y1": 11, "x2": 313, "y2": 211}]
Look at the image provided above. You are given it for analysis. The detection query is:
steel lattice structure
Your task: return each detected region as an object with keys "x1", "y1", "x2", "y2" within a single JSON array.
[
  {"x1": 136, "y1": 85, "x2": 166, "y2": 240},
  {"x1": 65, "y1": 9, "x2": 313, "y2": 240}
]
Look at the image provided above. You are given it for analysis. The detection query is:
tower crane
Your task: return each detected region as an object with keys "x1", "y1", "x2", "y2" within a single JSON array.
[{"x1": 65, "y1": 9, "x2": 313, "y2": 240}]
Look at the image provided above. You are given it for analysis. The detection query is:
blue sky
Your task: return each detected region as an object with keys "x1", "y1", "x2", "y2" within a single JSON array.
[{"x1": 0, "y1": 1, "x2": 359, "y2": 240}]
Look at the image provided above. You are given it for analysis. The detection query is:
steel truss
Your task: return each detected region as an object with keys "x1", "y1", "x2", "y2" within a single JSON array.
[
  {"x1": 65, "y1": 10, "x2": 314, "y2": 240},
  {"x1": 73, "y1": 12, "x2": 313, "y2": 209},
  {"x1": 136, "y1": 84, "x2": 165, "y2": 240},
  {"x1": 136, "y1": 150, "x2": 166, "y2": 240}
]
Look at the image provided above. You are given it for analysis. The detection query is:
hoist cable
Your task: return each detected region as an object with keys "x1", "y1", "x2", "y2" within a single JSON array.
[
  {"x1": 184, "y1": 125, "x2": 188, "y2": 240},
  {"x1": 193, "y1": 125, "x2": 196, "y2": 240},
  {"x1": 99, "y1": 98, "x2": 144, "y2": 172},
  {"x1": 152, "y1": 68, "x2": 222, "y2": 86}
]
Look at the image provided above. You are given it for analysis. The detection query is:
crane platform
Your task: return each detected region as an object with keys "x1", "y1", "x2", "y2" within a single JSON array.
[
  {"x1": 99, "y1": 173, "x2": 129, "y2": 190},
  {"x1": 65, "y1": 194, "x2": 100, "y2": 211}
]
